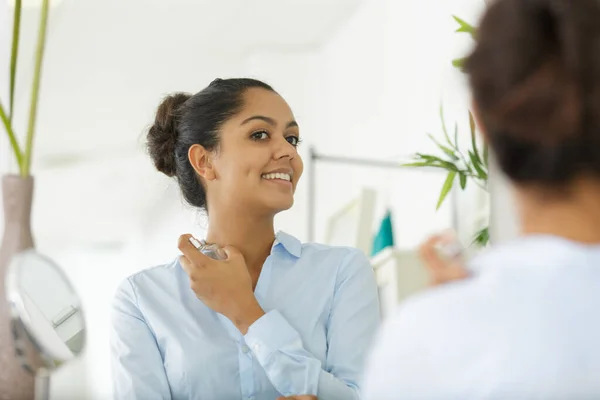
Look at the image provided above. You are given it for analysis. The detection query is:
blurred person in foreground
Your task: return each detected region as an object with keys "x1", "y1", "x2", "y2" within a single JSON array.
[{"x1": 363, "y1": 0, "x2": 600, "y2": 398}]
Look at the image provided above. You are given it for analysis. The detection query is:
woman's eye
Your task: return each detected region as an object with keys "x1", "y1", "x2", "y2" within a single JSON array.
[
  {"x1": 287, "y1": 136, "x2": 301, "y2": 147},
  {"x1": 251, "y1": 131, "x2": 269, "y2": 140}
]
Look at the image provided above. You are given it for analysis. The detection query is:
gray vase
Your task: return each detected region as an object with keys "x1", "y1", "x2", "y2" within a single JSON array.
[{"x1": 0, "y1": 174, "x2": 35, "y2": 400}]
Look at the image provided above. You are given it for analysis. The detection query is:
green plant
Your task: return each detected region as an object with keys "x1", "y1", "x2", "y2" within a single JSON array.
[
  {"x1": 451, "y1": 16, "x2": 477, "y2": 70},
  {"x1": 403, "y1": 15, "x2": 490, "y2": 247},
  {"x1": 403, "y1": 107, "x2": 489, "y2": 245},
  {"x1": 0, "y1": 0, "x2": 51, "y2": 177}
]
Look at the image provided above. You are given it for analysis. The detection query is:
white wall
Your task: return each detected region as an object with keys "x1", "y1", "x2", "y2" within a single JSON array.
[
  {"x1": 242, "y1": 0, "x2": 467, "y2": 249},
  {"x1": 489, "y1": 156, "x2": 519, "y2": 243},
  {"x1": 303, "y1": 0, "x2": 492, "y2": 248},
  {"x1": 313, "y1": 0, "x2": 454, "y2": 248}
]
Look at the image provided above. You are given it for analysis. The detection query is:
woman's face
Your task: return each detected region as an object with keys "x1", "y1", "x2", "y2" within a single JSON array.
[{"x1": 204, "y1": 88, "x2": 303, "y2": 215}]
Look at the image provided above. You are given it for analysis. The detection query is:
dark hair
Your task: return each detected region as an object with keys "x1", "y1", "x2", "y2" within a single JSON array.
[
  {"x1": 146, "y1": 78, "x2": 275, "y2": 210},
  {"x1": 465, "y1": 0, "x2": 600, "y2": 186}
]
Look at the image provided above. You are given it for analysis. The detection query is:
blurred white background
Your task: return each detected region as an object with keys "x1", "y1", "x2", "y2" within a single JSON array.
[{"x1": 1, "y1": 0, "x2": 491, "y2": 398}]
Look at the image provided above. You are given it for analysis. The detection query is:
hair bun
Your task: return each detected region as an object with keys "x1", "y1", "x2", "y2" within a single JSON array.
[{"x1": 147, "y1": 93, "x2": 191, "y2": 177}]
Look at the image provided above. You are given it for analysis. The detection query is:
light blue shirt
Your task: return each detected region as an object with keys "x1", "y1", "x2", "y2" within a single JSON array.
[
  {"x1": 363, "y1": 235, "x2": 600, "y2": 399},
  {"x1": 110, "y1": 231, "x2": 380, "y2": 400}
]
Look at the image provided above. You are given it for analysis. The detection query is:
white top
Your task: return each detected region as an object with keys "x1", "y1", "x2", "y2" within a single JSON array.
[{"x1": 363, "y1": 235, "x2": 600, "y2": 400}]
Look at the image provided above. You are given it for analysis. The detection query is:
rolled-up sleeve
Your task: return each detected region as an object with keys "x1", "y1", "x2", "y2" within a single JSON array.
[
  {"x1": 110, "y1": 278, "x2": 172, "y2": 400},
  {"x1": 244, "y1": 249, "x2": 380, "y2": 399}
]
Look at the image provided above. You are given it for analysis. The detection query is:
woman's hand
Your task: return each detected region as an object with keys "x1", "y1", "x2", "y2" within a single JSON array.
[
  {"x1": 419, "y1": 232, "x2": 470, "y2": 286},
  {"x1": 178, "y1": 234, "x2": 265, "y2": 334},
  {"x1": 276, "y1": 396, "x2": 317, "y2": 400}
]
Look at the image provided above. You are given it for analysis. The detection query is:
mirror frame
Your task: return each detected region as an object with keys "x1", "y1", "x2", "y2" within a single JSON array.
[{"x1": 5, "y1": 249, "x2": 86, "y2": 372}]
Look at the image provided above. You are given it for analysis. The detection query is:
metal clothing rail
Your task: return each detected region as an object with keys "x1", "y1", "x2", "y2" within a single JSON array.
[{"x1": 307, "y1": 146, "x2": 459, "y2": 242}]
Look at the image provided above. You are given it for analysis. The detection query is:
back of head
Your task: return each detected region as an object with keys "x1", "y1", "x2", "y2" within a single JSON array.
[
  {"x1": 466, "y1": 0, "x2": 600, "y2": 186},
  {"x1": 146, "y1": 78, "x2": 275, "y2": 210}
]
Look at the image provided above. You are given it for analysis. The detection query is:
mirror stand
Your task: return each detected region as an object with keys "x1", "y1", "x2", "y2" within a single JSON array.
[
  {"x1": 4, "y1": 249, "x2": 86, "y2": 400},
  {"x1": 34, "y1": 370, "x2": 50, "y2": 400}
]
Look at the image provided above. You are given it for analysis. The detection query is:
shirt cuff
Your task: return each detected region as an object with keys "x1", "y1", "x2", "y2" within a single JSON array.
[{"x1": 243, "y1": 310, "x2": 300, "y2": 364}]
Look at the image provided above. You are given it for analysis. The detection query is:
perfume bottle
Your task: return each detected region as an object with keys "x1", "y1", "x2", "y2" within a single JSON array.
[{"x1": 189, "y1": 237, "x2": 227, "y2": 260}]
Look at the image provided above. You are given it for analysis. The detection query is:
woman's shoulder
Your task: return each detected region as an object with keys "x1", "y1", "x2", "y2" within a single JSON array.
[
  {"x1": 277, "y1": 231, "x2": 371, "y2": 274},
  {"x1": 114, "y1": 257, "x2": 183, "y2": 300},
  {"x1": 277, "y1": 231, "x2": 360, "y2": 256},
  {"x1": 302, "y1": 241, "x2": 365, "y2": 259}
]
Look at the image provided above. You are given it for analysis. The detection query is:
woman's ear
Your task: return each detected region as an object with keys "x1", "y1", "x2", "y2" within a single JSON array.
[{"x1": 188, "y1": 144, "x2": 216, "y2": 180}]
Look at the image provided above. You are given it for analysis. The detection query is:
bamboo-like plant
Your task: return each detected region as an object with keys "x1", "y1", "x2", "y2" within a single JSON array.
[
  {"x1": 0, "y1": 0, "x2": 51, "y2": 177},
  {"x1": 403, "y1": 16, "x2": 490, "y2": 246},
  {"x1": 451, "y1": 16, "x2": 476, "y2": 69}
]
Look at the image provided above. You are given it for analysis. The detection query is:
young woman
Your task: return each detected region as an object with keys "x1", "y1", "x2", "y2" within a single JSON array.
[
  {"x1": 110, "y1": 78, "x2": 380, "y2": 400},
  {"x1": 363, "y1": 0, "x2": 600, "y2": 398}
]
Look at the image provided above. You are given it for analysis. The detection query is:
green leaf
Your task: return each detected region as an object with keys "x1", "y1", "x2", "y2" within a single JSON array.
[
  {"x1": 459, "y1": 172, "x2": 467, "y2": 190},
  {"x1": 415, "y1": 153, "x2": 439, "y2": 161},
  {"x1": 453, "y1": 122, "x2": 459, "y2": 150},
  {"x1": 429, "y1": 157, "x2": 461, "y2": 172},
  {"x1": 22, "y1": 0, "x2": 51, "y2": 176},
  {"x1": 452, "y1": 57, "x2": 466, "y2": 70},
  {"x1": 472, "y1": 226, "x2": 490, "y2": 247},
  {"x1": 483, "y1": 144, "x2": 489, "y2": 167},
  {"x1": 416, "y1": 153, "x2": 446, "y2": 162},
  {"x1": 469, "y1": 150, "x2": 488, "y2": 180},
  {"x1": 439, "y1": 104, "x2": 453, "y2": 148},
  {"x1": 427, "y1": 133, "x2": 458, "y2": 160},
  {"x1": 9, "y1": 0, "x2": 22, "y2": 121},
  {"x1": 452, "y1": 16, "x2": 477, "y2": 38},
  {"x1": 0, "y1": 101, "x2": 23, "y2": 167},
  {"x1": 412, "y1": 153, "x2": 461, "y2": 171},
  {"x1": 436, "y1": 171, "x2": 456, "y2": 210},
  {"x1": 402, "y1": 161, "x2": 437, "y2": 168},
  {"x1": 464, "y1": 160, "x2": 473, "y2": 174},
  {"x1": 402, "y1": 156, "x2": 460, "y2": 172},
  {"x1": 469, "y1": 111, "x2": 482, "y2": 165}
]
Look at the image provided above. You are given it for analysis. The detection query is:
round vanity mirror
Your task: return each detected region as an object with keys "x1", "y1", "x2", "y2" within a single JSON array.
[{"x1": 5, "y1": 249, "x2": 86, "y2": 400}]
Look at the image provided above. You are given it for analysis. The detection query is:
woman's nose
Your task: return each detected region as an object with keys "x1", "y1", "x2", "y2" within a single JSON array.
[{"x1": 273, "y1": 136, "x2": 295, "y2": 160}]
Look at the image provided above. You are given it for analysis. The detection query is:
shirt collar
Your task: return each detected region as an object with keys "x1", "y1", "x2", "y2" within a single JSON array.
[{"x1": 273, "y1": 231, "x2": 302, "y2": 258}]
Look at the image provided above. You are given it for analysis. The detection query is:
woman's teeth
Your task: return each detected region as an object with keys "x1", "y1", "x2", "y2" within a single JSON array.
[{"x1": 262, "y1": 173, "x2": 291, "y2": 182}]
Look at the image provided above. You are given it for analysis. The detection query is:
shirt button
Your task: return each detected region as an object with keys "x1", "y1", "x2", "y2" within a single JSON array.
[{"x1": 242, "y1": 345, "x2": 250, "y2": 354}]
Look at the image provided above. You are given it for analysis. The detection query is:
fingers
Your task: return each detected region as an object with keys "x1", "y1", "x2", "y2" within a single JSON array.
[
  {"x1": 177, "y1": 233, "x2": 196, "y2": 256},
  {"x1": 419, "y1": 234, "x2": 446, "y2": 274},
  {"x1": 419, "y1": 233, "x2": 469, "y2": 286},
  {"x1": 178, "y1": 234, "x2": 243, "y2": 267},
  {"x1": 220, "y1": 245, "x2": 242, "y2": 261},
  {"x1": 437, "y1": 263, "x2": 469, "y2": 284},
  {"x1": 177, "y1": 234, "x2": 214, "y2": 267},
  {"x1": 179, "y1": 255, "x2": 193, "y2": 276}
]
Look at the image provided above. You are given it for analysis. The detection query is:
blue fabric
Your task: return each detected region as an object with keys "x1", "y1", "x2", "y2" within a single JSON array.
[{"x1": 111, "y1": 231, "x2": 380, "y2": 400}]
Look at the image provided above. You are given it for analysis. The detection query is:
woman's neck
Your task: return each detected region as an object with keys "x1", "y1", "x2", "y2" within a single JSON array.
[
  {"x1": 205, "y1": 210, "x2": 276, "y2": 273},
  {"x1": 517, "y1": 179, "x2": 600, "y2": 244}
]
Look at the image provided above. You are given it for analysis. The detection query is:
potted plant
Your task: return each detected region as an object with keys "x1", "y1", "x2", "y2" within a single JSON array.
[
  {"x1": 403, "y1": 16, "x2": 490, "y2": 246},
  {"x1": 0, "y1": 0, "x2": 51, "y2": 398}
]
